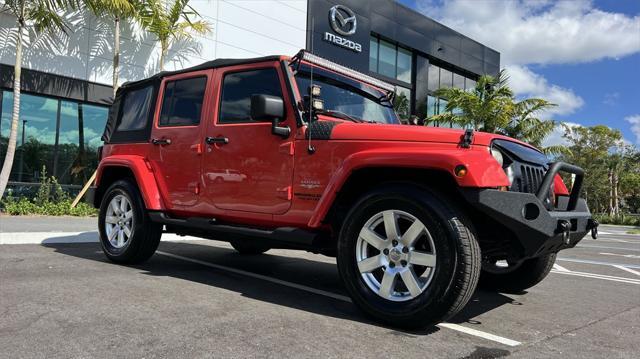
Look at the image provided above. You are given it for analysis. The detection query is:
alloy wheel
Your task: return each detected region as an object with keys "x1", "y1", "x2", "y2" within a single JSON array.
[
  {"x1": 355, "y1": 209, "x2": 437, "y2": 302},
  {"x1": 104, "y1": 194, "x2": 134, "y2": 249}
]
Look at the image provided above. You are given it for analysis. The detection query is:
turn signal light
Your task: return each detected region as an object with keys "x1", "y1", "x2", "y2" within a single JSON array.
[{"x1": 454, "y1": 165, "x2": 467, "y2": 177}]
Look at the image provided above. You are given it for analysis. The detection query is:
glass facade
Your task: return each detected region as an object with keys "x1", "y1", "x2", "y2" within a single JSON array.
[
  {"x1": 423, "y1": 62, "x2": 478, "y2": 128},
  {"x1": 0, "y1": 90, "x2": 108, "y2": 187},
  {"x1": 369, "y1": 36, "x2": 413, "y2": 85}
]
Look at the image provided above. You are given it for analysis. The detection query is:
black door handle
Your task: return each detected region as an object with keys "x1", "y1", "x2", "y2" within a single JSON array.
[
  {"x1": 152, "y1": 138, "x2": 172, "y2": 145},
  {"x1": 206, "y1": 136, "x2": 229, "y2": 145}
]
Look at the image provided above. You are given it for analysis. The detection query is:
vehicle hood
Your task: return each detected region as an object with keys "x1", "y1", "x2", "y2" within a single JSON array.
[{"x1": 324, "y1": 120, "x2": 535, "y2": 149}]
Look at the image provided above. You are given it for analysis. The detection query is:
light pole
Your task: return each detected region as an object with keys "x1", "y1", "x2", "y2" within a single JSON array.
[{"x1": 18, "y1": 119, "x2": 26, "y2": 182}]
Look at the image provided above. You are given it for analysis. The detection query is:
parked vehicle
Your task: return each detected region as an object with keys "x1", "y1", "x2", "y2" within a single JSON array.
[{"x1": 87, "y1": 51, "x2": 597, "y2": 329}]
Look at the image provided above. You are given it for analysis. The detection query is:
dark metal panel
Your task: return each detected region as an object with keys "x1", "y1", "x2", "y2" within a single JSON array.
[
  {"x1": 461, "y1": 53, "x2": 485, "y2": 76},
  {"x1": 370, "y1": 11, "x2": 397, "y2": 40},
  {"x1": 484, "y1": 47, "x2": 501, "y2": 66},
  {"x1": 461, "y1": 37, "x2": 484, "y2": 59},
  {"x1": 0, "y1": 64, "x2": 112, "y2": 105},
  {"x1": 413, "y1": 54, "x2": 430, "y2": 118}
]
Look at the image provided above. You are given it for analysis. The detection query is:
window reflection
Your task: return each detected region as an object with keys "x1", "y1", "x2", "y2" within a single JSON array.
[
  {"x1": 378, "y1": 39, "x2": 397, "y2": 78},
  {"x1": 0, "y1": 91, "x2": 108, "y2": 189}
]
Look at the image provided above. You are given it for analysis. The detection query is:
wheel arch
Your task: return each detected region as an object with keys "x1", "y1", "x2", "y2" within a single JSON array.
[{"x1": 94, "y1": 156, "x2": 164, "y2": 210}]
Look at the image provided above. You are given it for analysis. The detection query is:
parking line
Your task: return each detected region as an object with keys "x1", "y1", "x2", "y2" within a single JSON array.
[
  {"x1": 556, "y1": 257, "x2": 640, "y2": 269},
  {"x1": 155, "y1": 251, "x2": 521, "y2": 347},
  {"x1": 613, "y1": 265, "x2": 640, "y2": 277},
  {"x1": 551, "y1": 269, "x2": 640, "y2": 285},
  {"x1": 553, "y1": 263, "x2": 570, "y2": 272},
  {"x1": 577, "y1": 244, "x2": 640, "y2": 252}
]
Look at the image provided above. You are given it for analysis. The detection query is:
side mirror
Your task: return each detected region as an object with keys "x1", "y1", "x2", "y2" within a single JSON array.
[{"x1": 251, "y1": 94, "x2": 290, "y2": 138}]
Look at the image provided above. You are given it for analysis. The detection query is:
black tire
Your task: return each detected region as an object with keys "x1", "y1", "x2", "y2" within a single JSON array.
[
  {"x1": 230, "y1": 240, "x2": 270, "y2": 255},
  {"x1": 479, "y1": 253, "x2": 556, "y2": 293},
  {"x1": 337, "y1": 184, "x2": 481, "y2": 329},
  {"x1": 98, "y1": 179, "x2": 162, "y2": 264}
]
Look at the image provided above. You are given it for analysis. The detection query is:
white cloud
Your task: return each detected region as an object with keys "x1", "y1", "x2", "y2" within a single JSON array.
[
  {"x1": 626, "y1": 115, "x2": 640, "y2": 144},
  {"x1": 542, "y1": 121, "x2": 581, "y2": 148},
  {"x1": 414, "y1": 0, "x2": 640, "y2": 121},
  {"x1": 506, "y1": 65, "x2": 584, "y2": 116},
  {"x1": 416, "y1": 0, "x2": 640, "y2": 66}
]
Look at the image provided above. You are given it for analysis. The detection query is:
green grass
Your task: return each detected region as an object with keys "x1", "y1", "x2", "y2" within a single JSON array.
[{"x1": 627, "y1": 229, "x2": 640, "y2": 235}]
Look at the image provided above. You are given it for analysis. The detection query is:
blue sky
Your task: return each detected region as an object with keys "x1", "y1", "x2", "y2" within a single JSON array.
[{"x1": 397, "y1": 0, "x2": 640, "y2": 145}]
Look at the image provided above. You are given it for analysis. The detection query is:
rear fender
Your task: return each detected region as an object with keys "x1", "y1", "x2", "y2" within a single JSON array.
[
  {"x1": 96, "y1": 155, "x2": 164, "y2": 210},
  {"x1": 308, "y1": 147, "x2": 509, "y2": 227}
]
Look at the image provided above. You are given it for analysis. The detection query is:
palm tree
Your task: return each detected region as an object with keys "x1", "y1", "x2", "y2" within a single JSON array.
[
  {"x1": 426, "y1": 70, "x2": 564, "y2": 155},
  {"x1": 0, "y1": 0, "x2": 76, "y2": 200},
  {"x1": 426, "y1": 70, "x2": 514, "y2": 132},
  {"x1": 85, "y1": 0, "x2": 139, "y2": 96},
  {"x1": 139, "y1": 0, "x2": 211, "y2": 71}
]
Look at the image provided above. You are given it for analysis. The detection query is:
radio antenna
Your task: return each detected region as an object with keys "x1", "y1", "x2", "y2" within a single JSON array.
[{"x1": 307, "y1": 18, "x2": 316, "y2": 154}]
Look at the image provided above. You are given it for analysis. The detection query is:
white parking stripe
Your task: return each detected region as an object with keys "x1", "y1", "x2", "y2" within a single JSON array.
[
  {"x1": 438, "y1": 323, "x2": 521, "y2": 347},
  {"x1": 553, "y1": 264, "x2": 570, "y2": 272},
  {"x1": 156, "y1": 251, "x2": 521, "y2": 347},
  {"x1": 613, "y1": 265, "x2": 640, "y2": 277},
  {"x1": 551, "y1": 270, "x2": 640, "y2": 285},
  {"x1": 556, "y1": 257, "x2": 640, "y2": 269}
]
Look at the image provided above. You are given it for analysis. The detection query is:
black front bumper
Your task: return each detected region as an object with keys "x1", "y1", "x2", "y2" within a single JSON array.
[{"x1": 462, "y1": 161, "x2": 596, "y2": 258}]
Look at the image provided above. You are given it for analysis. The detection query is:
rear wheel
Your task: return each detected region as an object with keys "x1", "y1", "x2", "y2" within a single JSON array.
[
  {"x1": 98, "y1": 179, "x2": 162, "y2": 264},
  {"x1": 337, "y1": 184, "x2": 481, "y2": 329},
  {"x1": 479, "y1": 253, "x2": 556, "y2": 293},
  {"x1": 230, "y1": 240, "x2": 270, "y2": 255}
]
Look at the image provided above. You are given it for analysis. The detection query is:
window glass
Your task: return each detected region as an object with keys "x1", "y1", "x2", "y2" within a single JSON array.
[
  {"x1": 439, "y1": 68, "x2": 453, "y2": 89},
  {"x1": 159, "y1": 76, "x2": 207, "y2": 127},
  {"x1": 426, "y1": 95, "x2": 437, "y2": 118},
  {"x1": 0, "y1": 92, "x2": 11, "y2": 160},
  {"x1": 396, "y1": 47, "x2": 412, "y2": 83},
  {"x1": 295, "y1": 66, "x2": 398, "y2": 124},
  {"x1": 453, "y1": 73, "x2": 465, "y2": 89},
  {"x1": 369, "y1": 37, "x2": 378, "y2": 73},
  {"x1": 219, "y1": 68, "x2": 282, "y2": 124},
  {"x1": 55, "y1": 101, "x2": 79, "y2": 184},
  {"x1": 82, "y1": 104, "x2": 108, "y2": 183},
  {"x1": 427, "y1": 64, "x2": 439, "y2": 92},
  {"x1": 378, "y1": 39, "x2": 396, "y2": 78},
  {"x1": 438, "y1": 98, "x2": 448, "y2": 114},
  {"x1": 465, "y1": 78, "x2": 476, "y2": 91},
  {"x1": 395, "y1": 86, "x2": 411, "y2": 120},
  {"x1": 117, "y1": 85, "x2": 153, "y2": 131}
]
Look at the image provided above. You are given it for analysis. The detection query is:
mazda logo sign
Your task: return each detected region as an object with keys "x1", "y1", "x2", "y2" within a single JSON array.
[{"x1": 329, "y1": 5, "x2": 357, "y2": 36}]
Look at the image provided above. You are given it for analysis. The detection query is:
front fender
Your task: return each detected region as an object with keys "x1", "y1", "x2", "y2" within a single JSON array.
[
  {"x1": 96, "y1": 155, "x2": 164, "y2": 210},
  {"x1": 308, "y1": 147, "x2": 509, "y2": 227}
]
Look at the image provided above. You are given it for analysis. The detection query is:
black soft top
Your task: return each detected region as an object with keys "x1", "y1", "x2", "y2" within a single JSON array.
[
  {"x1": 103, "y1": 55, "x2": 283, "y2": 143},
  {"x1": 119, "y1": 55, "x2": 283, "y2": 90}
]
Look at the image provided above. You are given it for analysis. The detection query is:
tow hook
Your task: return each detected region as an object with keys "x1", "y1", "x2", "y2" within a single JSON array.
[
  {"x1": 558, "y1": 220, "x2": 571, "y2": 245},
  {"x1": 588, "y1": 218, "x2": 599, "y2": 239}
]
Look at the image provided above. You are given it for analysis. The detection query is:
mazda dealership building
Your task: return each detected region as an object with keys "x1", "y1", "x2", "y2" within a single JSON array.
[{"x1": 0, "y1": 0, "x2": 499, "y2": 190}]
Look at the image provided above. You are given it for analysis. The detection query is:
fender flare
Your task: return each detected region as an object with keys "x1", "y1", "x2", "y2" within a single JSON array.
[
  {"x1": 307, "y1": 147, "x2": 509, "y2": 228},
  {"x1": 96, "y1": 155, "x2": 164, "y2": 210}
]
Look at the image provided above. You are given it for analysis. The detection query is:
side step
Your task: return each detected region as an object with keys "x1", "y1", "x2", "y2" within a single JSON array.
[{"x1": 148, "y1": 212, "x2": 323, "y2": 250}]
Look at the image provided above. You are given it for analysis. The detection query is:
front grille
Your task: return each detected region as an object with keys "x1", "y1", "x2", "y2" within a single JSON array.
[{"x1": 516, "y1": 164, "x2": 546, "y2": 194}]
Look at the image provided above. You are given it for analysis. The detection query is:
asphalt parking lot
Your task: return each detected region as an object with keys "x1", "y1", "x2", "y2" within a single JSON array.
[{"x1": 1, "y1": 217, "x2": 639, "y2": 358}]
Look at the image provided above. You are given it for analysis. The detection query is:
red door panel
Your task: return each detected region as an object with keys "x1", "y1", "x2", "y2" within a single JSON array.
[
  {"x1": 202, "y1": 62, "x2": 295, "y2": 215},
  {"x1": 148, "y1": 70, "x2": 212, "y2": 211}
]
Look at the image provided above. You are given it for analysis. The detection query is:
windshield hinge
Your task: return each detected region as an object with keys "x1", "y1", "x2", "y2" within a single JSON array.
[{"x1": 461, "y1": 128, "x2": 474, "y2": 148}]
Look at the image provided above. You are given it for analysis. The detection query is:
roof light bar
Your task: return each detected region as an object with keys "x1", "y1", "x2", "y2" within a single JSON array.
[{"x1": 299, "y1": 51, "x2": 396, "y2": 93}]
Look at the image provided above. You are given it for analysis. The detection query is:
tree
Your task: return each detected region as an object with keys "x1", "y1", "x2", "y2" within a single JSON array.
[
  {"x1": 425, "y1": 70, "x2": 564, "y2": 155},
  {"x1": 393, "y1": 91, "x2": 410, "y2": 123},
  {"x1": 561, "y1": 125, "x2": 624, "y2": 214},
  {"x1": 139, "y1": 0, "x2": 211, "y2": 71},
  {"x1": 85, "y1": 0, "x2": 139, "y2": 96},
  {"x1": 0, "y1": 0, "x2": 76, "y2": 200}
]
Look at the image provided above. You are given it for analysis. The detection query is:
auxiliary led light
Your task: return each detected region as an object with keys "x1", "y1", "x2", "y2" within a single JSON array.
[{"x1": 454, "y1": 165, "x2": 468, "y2": 177}]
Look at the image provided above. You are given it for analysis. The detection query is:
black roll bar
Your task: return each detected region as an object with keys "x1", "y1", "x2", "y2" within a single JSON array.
[{"x1": 536, "y1": 162, "x2": 584, "y2": 211}]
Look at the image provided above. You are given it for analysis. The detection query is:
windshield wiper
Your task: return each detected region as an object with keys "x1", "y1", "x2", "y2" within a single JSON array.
[{"x1": 317, "y1": 109, "x2": 365, "y2": 123}]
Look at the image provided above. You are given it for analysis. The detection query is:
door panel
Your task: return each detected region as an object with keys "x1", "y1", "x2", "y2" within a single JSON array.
[
  {"x1": 148, "y1": 70, "x2": 211, "y2": 210},
  {"x1": 202, "y1": 63, "x2": 295, "y2": 215}
]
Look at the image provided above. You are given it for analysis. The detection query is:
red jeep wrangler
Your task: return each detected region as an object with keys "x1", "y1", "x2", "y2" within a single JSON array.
[{"x1": 88, "y1": 51, "x2": 597, "y2": 329}]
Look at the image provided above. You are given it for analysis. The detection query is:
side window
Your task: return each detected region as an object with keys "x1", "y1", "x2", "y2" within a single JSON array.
[
  {"x1": 159, "y1": 76, "x2": 207, "y2": 127},
  {"x1": 117, "y1": 85, "x2": 153, "y2": 131},
  {"x1": 219, "y1": 68, "x2": 283, "y2": 124}
]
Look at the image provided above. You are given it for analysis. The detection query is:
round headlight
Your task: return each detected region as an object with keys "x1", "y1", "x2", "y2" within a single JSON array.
[{"x1": 490, "y1": 147, "x2": 504, "y2": 167}]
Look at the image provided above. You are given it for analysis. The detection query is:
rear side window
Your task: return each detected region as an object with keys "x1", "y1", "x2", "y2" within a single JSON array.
[
  {"x1": 159, "y1": 76, "x2": 207, "y2": 127},
  {"x1": 219, "y1": 68, "x2": 282, "y2": 124},
  {"x1": 117, "y1": 85, "x2": 154, "y2": 131}
]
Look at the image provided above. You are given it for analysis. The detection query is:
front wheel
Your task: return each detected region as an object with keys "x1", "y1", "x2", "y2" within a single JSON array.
[
  {"x1": 479, "y1": 253, "x2": 556, "y2": 293},
  {"x1": 98, "y1": 179, "x2": 162, "y2": 264},
  {"x1": 337, "y1": 184, "x2": 481, "y2": 329}
]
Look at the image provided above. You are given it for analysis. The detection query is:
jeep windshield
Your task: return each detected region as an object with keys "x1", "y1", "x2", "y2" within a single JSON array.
[{"x1": 295, "y1": 64, "x2": 399, "y2": 124}]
